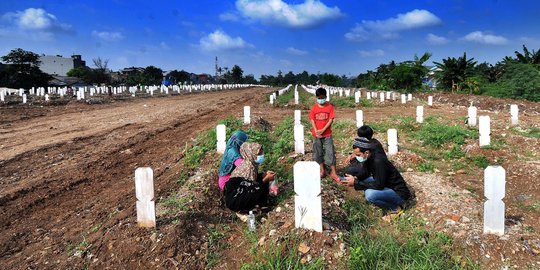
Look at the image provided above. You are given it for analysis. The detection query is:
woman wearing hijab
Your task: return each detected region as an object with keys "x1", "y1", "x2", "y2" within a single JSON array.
[
  {"x1": 218, "y1": 130, "x2": 249, "y2": 191},
  {"x1": 224, "y1": 142, "x2": 276, "y2": 212}
]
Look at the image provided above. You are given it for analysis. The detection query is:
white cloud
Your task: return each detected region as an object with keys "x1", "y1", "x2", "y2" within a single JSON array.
[
  {"x1": 1, "y1": 7, "x2": 72, "y2": 40},
  {"x1": 358, "y1": 49, "x2": 385, "y2": 57},
  {"x1": 462, "y1": 31, "x2": 508, "y2": 45},
  {"x1": 234, "y1": 0, "x2": 343, "y2": 28},
  {"x1": 346, "y1": 9, "x2": 441, "y2": 42},
  {"x1": 286, "y1": 47, "x2": 308, "y2": 55},
  {"x1": 426, "y1": 33, "x2": 449, "y2": 45},
  {"x1": 92, "y1": 30, "x2": 124, "y2": 42},
  {"x1": 200, "y1": 30, "x2": 253, "y2": 51},
  {"x1": 219, "y1": 12, "x2": 240, "y2": 22}
]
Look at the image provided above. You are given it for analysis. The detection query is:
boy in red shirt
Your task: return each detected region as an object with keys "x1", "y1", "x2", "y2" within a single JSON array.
[{"x1": 309, "y1": 87, "x2": 340, "y2": 182}]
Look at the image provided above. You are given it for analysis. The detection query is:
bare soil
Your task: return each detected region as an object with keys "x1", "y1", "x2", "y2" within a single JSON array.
[{"x1": 1, "y1": 90, "x2": 539, "y2": 269}]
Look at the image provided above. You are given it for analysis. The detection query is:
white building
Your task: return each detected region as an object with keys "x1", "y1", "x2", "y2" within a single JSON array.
[{"x1": 39, "y1": 55, "x2": 86, "y2": 76}]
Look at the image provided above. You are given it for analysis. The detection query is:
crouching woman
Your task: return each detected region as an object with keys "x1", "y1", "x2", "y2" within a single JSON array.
[{"x1": 224, "y1": 142, "x2": 275, "y2": 212}]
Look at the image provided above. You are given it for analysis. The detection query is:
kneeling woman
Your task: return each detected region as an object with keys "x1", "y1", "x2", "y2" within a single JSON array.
[{"x1": 224, "y1": 142, "x2": 275, "y2": 212}]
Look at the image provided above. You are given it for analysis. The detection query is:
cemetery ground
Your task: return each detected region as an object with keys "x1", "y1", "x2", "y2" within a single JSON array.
[{"x1": 0, "y1": 86, "x2": 540, "y2": 269}]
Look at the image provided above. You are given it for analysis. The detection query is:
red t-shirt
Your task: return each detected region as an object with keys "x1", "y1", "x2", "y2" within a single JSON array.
[{"x1": 309, "y1": 103, "x2": 335, "y2": 137}]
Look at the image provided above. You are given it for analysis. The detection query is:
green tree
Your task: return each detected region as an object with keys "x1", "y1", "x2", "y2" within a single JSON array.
[
  {"x1": 167, "y1": 69, "x2": 190, "y2": 84},
  {"x1": 243, "y1": 74, "x2": 258, "y2": 84},
  {"x1": 320, "y1": 73, "x2": 342, "y2": 87},
  {"x1": 434, "y1": 53, "x2": 477, "y2": 92},
  {"x1": 141, "y1": 66, "x2": 163, "y2": 85},
  {"x1": 67, "y1": 66, "x2": 88, "y2": 78},
  {"x1": 0, "y1": 48, "x2": 51, "y2": 88},
  {"x1": 231, "y1": 65, "x2": 243, "y2": 83}
]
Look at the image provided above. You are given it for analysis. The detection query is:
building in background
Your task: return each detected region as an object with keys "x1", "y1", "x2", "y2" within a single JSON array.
[{"x1": 39, "y1": 55, "x2": 86, "y2": 76}]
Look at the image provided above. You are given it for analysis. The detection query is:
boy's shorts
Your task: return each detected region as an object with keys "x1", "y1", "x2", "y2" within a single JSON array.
[{"x1": 312, "y1": 136, "x2": 336, "y2": 166}]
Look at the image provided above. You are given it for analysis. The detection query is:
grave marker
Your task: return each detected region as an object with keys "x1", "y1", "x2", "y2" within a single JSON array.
[
  {"x1": 468, "y1": 106, "x2": 477, "y2": 126},
  {"x1": 484, "y1": 166, "x2": 505, "y2": 235},
  {"x1": 135, "y1": 167, "x2": 156, "y2": 228},
  {"x1": 401, "y1": 94, "x2": 406, "y2": 104},
  {"x1": 416, "y1": 106, "x2": 424, "y2": 123},
  {"x1": 428, "y1": 96, "x2": 433, "y2": 106},
  {"x1": 407, "y1": 93, "x2": 412, "y2": 101},
  {"x1": 354, "y1": 91, "x2": 360, "y2": 103},
  {"x1": 244, "y1": 106, "x2": 250, "y2": 124},
  {"x1": 380, "y1": 94, "x2": 385, "y2": 103},
  {"x1": 510, "y1": 104, "x2": 518, "y2": 126},
  {"x1": 356, "y1": 110, "x2": 363, "y2": 128},
  {"x1": 479, "y1": 116, "x2": 490, "y2": 146},
  {"x1": 387, "y1": 129, "x2": 398, "y2": 155},
  {"x1": 294, "y1": 124, "x2": 305, "y2": 154},
  {"x1": 294, "y1": 110, "x2": 301, "y2": 125},
  {"x1": 22, "y1": 94, "x2": 27, "y2": 104},
  {"x1": 216, "y1": 124, "x2": 226, "y2": 154},
  {"x1": 294, "y1": 162, "x2": 322, "y2": 232}
]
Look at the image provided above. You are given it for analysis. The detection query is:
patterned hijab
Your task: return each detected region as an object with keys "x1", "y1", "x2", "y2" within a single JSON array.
[
  {"x1": 230, "y1": 142, "x2": 262, "y2": 182},
  {"x1": 218, "y1": 130, "x2": 249, "y2": 176}
]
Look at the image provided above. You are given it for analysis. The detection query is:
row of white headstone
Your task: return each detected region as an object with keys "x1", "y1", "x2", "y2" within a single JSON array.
[
  {"x1": 1, "y1": 84, "x2": 267, "y2": 103},
  {"x1": 269, "y1": 84, "x2": 293, "y2": 104}
]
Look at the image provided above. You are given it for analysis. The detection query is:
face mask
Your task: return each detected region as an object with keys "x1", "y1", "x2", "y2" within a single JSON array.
[
  {"x1": 356, "y1": 156, "x2": 366, "y2": 163},
  {"x1": 255, "y1": 154, "x2": 265, "y2": 164},
  {"x1": 316, "y1": 98, "x2": 326, "y2": 105}
]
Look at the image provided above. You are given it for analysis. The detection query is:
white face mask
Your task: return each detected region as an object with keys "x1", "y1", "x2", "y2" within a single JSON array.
[
  {"x1": 316, "y1": 98, "x2": 326, "y2": 105},
  {"x1": 355, "y1": 156, "x2": 366, "y2": 163}
]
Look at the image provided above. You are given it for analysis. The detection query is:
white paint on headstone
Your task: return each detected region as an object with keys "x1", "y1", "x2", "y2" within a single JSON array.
[
  {"x1": 428, "y1": 96, "x2": 433, "y2": 106},
  {"x1": 243, "y1": 106, "x2": 250, "y2": 124},
  {"x1": 294, "y1": 124, "x2": 305, "y2": 154},
  {"x1": 294, "y1": 90, "x2": 299, "y2": 105},
  {"x1": 468, "y1": 106, "x2": 477, "y2": 126},
  {"x1": 479, "y1": 116, "x2": 490, "y2": 146},
  {"x1": 416, "y1": 106, "x2": 424, "y2": 123},
  {"x1": 379, "y1": 93, "x2": 385, "y2": 103},
  {"x1": 401, "y1": 94, "x2": 406, "y2": 104},
  {"x1": 366, "y1": 92, "x2": 371, "y2": 100},
  {"x1": 135, "y1": 167, "x2": 156, "y2": 228},
  {"x1": 216, "y1": 124, "x2": 226, "y2": 154},
  {"x1": 510, "y1": 104, "x2": 518, "y2": 126},
  {"x1": 294, "y1": 161, "x2": 322, "y2": 232},
  {"x1": 0, "y1": 91, "x2": 4, "y2": 102},
  {"x1": 22, "y1": 94, "x2": 27, "y2": 104},
  {"x1": 294, "y1": 110, "x2": 301, "y2": 125},
  {"x1": 356, "y1": 110, "x2": 363, "y2": 128},
  {"x1": 407, "y1": 93, "x2": 412, "y2": 101},
  {"x1": 45, "y1": 94, "x2": 49, "y2": 101},
  {"x1": 269, "y1": 95, "x2": 274, "y2": 104},
  {"x1": 386, "y1": 91, "x2": 391, "y2": 100},
  {"x1": 387, "y1": 129, "x2": 398, "y2": 155},
  {"x1": 354, "y1": 91, "x2": 360, "y2": 103},
  {"x1": 483, "y1": 166, "x2": 505, "y2": 235}
]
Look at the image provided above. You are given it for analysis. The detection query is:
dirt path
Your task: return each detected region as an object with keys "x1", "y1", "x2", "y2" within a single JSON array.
[{"x1": 0, "y1": 88, "x2": 275, "y2": 269}]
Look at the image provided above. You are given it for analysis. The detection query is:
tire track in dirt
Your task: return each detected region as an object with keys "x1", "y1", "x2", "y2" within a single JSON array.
[{"x1": 0, "y1": 88, "x2": 274, "y2": 269}]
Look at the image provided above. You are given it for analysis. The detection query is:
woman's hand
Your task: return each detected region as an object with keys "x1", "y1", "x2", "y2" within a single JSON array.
[
  {"x1": 263, "y1": 171, "x2": 276, "y2": 182},
  {"x1": 341, "y1": 174, "x2": 356, "y2": 187}
]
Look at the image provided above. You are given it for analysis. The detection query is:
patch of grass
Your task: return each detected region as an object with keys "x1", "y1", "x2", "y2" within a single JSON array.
[
  {"x1": 418, "y1": 161, "x2": 436, "y2": 172},
  {"x1": 390, "y1": 115, "x2": 418, "y2": 133},
  {"x1": 359, "y1": 98, "x2": 374, "y2": 108},
  {"x1": 331, "y1": 96, "x2": 356, "y2": 108},
  {"x1": 89, "y1": 223, "x2": 102, "y2": 233},
  {"x1": 275, "y1": 86, "x2": 294, "y2": 106},
  {"x1": 412, "y1": 118, "x2": 478, "y2": 148},
  {"x1": 469, "y1": 155, "x2": 489, "y2": 168},
  {"x1": 451, "y1": 161, "x2": 467, "y2": 171},
  {"x1": 206, "y1": 224, "x2": 230, "y2": 268},
  {"x1": 512, "y1": 127, "x2": 540, "y2": 138},
  {"x1": 162, "y1": 193, "x2": 191, "y2": 211},
  {"x1": 347, "y1": 211, "x2": 478, "y2": 270},
  {"x1": 240, "y1": 231, "x2": 325, "y2": 270},
  {"x1": 445, "y1": 145, "x2": 465, "y2": 160},
  {"x1": 370, "y1": 121, "x2": 394, "y2": 134}
]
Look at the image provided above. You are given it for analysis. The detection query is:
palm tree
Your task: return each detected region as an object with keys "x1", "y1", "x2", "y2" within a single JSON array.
[
  {"x1": 433, "y1": 52, "x2": 477, "y2": 92},
  {"x1": 514, "y1": 45, "x2": 540, "y2": 65}
]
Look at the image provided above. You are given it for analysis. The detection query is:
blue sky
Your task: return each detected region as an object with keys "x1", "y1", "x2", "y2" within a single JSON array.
[{"x1": 1, "y1": 0, "x2": 540, "y2": 78}]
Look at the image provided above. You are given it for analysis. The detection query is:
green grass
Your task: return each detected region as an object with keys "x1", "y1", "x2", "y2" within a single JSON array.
[
  {"x1": 275, "y1": 86, "x2": 294, "y2": 106},
  {"x1": 345, "y1": 197, "x2": 478, "y2": 270},
  {"x1": 206, "y1": 224, "x2": 230, "y2": 268},
  {"x1": 412, "y1": 117, "x2": 478, "y2": 148},
  {"x1": 359, "y1": 98, "x2": 374, "y2": 108},
  {"x1": 162, "y1": 193, "x2": 191, "y2": 211},
  {"x1": 331, "y1": 96, "x2": 356, "y2": 108},
  {"x1": 444, "y1": 145, "x2": 465, "y2": 160},
  {"x1": 469, "y1": 155, "x2": 489, "y2": 168},
  {"x1": 240, "y1": 231, "x2": 325, "y2": 270},
  {"x1": 512, "y1": 126, "x2": 540, "y2": 138},
  {"x1": 417, "y1": 161, "x2": 436, "y2": 172}
]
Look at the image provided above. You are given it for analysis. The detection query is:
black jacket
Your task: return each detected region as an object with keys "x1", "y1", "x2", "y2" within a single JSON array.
[{"x1": 352, "y1": 152, "x2": 410, "y2": 200}]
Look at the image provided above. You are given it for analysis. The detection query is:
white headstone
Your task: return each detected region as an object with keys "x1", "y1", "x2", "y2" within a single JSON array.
[
  {"x1": 22, "y1": 94, "x2": 27, "y2": 104},
  {"x1": 401, "y1": 94, "x2": 406, "y2": 104},
  {"x1": 387, "y1": 129, "x2": 398, "y2": 155},
  {"x1": 216, "y1": 124, "x2": 226, "y2": 154},
  {"x1": 366, "y1": 92, "x2": 371, "y2": 100},
  {"x1": 294, "y1": 90, "x2": 299, "y2": 105},
  {"x1": 354, "y1": 91, "x2": 360, "y2": 103},
  {"x1": 468, "y1": 106, "x2": 477, "y2": 126},
  {"x1": 294, "y1": 110, "x2": 301, "y2": 125},
  {"x1": 407, "y1": 93, "x2": 412, "y2": 101},
  {"x1": 416, "y1": 106, "x2": 424, "y2": 123},
  {"x1": 356, "y1": 110, "x2": 364, "y2": 128},
  {"x1": 244, "y1": 106, "x2": 250, "y2": 124},
  {"x1": 294, "y1": 162, "x2": 322, "y2": 232},
  {"x1": 386, "y1": 91, "x2": 391, "y2": 100},
  {"x1": 510, "y1": 104, "x2": 518, "y2": 126},
  {"x1": 0, "y1": 91, "x2": 4, "y2": 102},
  {"x1": 294, "y1": 124, "x2": 305, "y2": 154},
  {"x1": 45, "y1": 94, "x2": 49, "y2": 101},
  {"x1": 379, "y1": 93, "x2": 385, "y2": 103},
  {"x1": 483, "y1": 166, "x2": 505, "y2": 235},
  {"x1": 135, "y1": 167, "x2": 156, "y2": 228},
  {"x1": 479, "y1": 116, "x2": 490, "y2": 146},
  {"x1": 269, "y1": 95, "x2": 274, "y2": 104},
  {"x1": 428, "y1": 96, "x2": 433, "y2": 106}
]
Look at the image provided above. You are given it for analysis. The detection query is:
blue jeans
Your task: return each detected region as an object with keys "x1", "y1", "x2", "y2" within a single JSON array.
[{"x1": 361, "y1": 177, "x2": 404, "y2": 211}]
